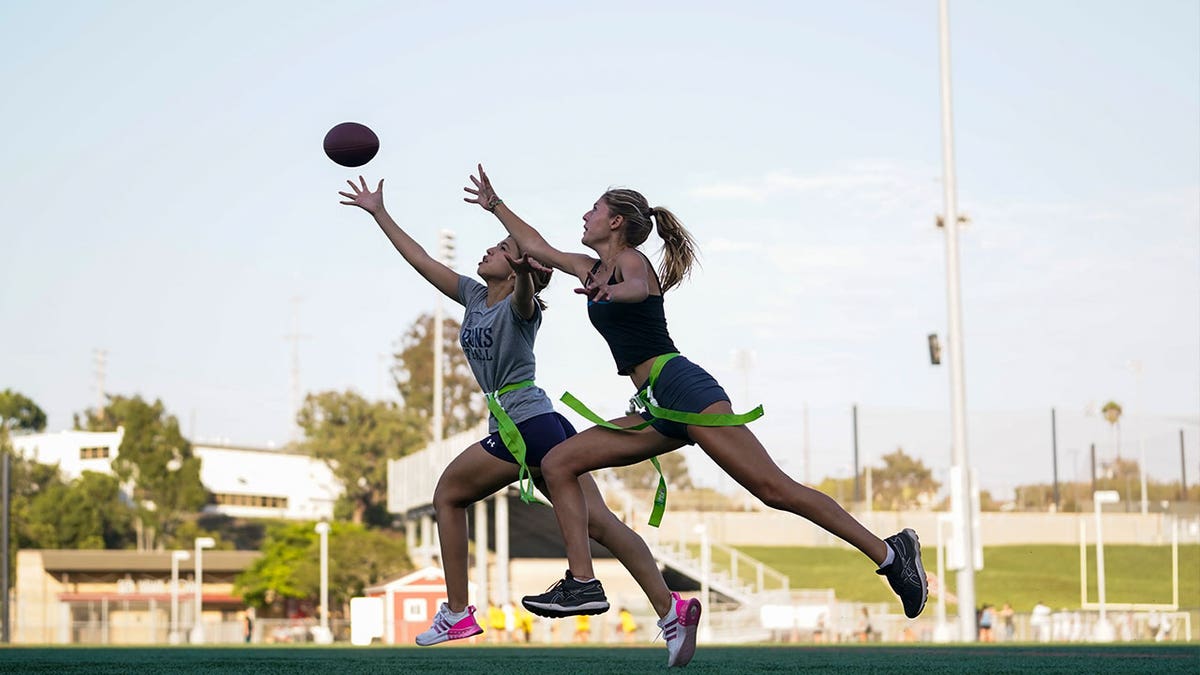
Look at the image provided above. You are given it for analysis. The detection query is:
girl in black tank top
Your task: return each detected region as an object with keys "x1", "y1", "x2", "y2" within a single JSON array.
[{"x1": 466, "y1": 166, "x2": 930, "y2": 644}]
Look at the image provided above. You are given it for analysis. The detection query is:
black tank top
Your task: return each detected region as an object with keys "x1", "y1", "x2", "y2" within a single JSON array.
[{"x1": 585, "y1": 258, "x2": 679, "y2": 375}]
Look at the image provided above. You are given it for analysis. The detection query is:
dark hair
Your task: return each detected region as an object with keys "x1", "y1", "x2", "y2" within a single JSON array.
[
  {"x1": 511, "y1": 238, "x2": 552, "y2": 310},
  {"x1": 601, "y1": 188, "x2": 698, "y2": 292}
]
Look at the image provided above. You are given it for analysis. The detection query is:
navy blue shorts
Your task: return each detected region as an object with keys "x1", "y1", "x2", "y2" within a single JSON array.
[
  {"x1": 637, "y1": 356, "x2": 730, "y2": 444},
  {"x1": 479, "y1": 411, "x2": 576, "y2": 466}
]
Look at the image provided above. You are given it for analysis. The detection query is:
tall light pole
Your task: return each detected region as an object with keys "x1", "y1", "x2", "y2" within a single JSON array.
[
  {"x1": 937, "y1": 0, "x2": 977, "y2": 640},
  {"x1": 170, "y1": 550, "x2": 190, "y2": 644},
  {"x1": 1093, "y1": 490, "x2": 1120, "y2": 641},
  {"x1": 315, "y1": 521, "x2": 331, "y2": 642},
  {"x1": 433, "y1": 229, "x2": 456, "y2": 443},
  {"x1": 1130, "y1": 360, "x2": 1148, "y2": 514},
  {"x1": 192, "y1": 536, "x2": 215, "y2": 644}
]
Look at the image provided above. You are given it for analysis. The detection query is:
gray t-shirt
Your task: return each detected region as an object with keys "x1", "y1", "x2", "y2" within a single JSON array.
[{"x1": 457, "y1": 275, "x2": 555, "y2": 432}]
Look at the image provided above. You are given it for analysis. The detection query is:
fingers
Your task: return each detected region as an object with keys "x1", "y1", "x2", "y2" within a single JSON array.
[
  {"x1": 358, "y1": 175, "x2": 368, "y2": 190},
  {"x1": 377, "y1": 178, "x2": 384, "y2": 191},
  {"x1": 337, "y1": 191, "x2": 355, "y2": 199},
  {"x1": 345, "y1": 179, "x2": 359, "y2": 193}
]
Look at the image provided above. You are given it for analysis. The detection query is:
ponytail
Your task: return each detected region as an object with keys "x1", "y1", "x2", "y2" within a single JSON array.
[
  {"x1": 647, "y1": 206, "x2": 697, "y2": 292},
  {"x1": 602, "y1": 189, "x2": 699, "y2": 292}
]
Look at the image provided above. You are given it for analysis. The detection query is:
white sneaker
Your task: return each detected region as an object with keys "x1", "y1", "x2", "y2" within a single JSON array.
[
  {"x1": 415, "y1": 603, "x2": 483, "y2": 646},
  {"x1": 657, "y1": 592, "x2": 702, "y2": 667}
]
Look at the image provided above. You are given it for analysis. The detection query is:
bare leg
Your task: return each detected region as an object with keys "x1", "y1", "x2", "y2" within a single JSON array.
[
  {"x1": 432, "y1": 444, "x2": 520, "y2": 612},
  {"x1": 688, "y1": 401, "x2": 890, "y2": 564},
  {"x1": 537, "y1": 472, "x2": 673, "y2": 618},
  {"x1": 539, "y1": 417, "x2": 685, "y2": 581}
]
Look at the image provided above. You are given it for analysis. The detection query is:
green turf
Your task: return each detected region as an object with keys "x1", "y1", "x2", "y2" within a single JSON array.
[
  {"x1": 730, "y1": 545, "x2": 1200, "y2": 610},
  {"x1": 0, "y1": 645, "x2": 1196, "y2": 674}
]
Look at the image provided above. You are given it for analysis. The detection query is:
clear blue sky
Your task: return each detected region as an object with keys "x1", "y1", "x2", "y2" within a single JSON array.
[{"x1": 2, "y1": 1, "x2": 1197, "y2": 496}]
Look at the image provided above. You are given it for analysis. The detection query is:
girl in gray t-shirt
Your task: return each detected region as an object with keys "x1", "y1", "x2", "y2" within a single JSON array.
[{"x1": 340, "y1": 176, "x2": 676, "y2": 648}]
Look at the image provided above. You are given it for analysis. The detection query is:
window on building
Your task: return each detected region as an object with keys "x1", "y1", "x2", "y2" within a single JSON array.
[
  {"x1": 80, "y1": 446, "x2": 110, "y2": 460},
  {"x1": 213, "y1": 493, "x2": 288, "y2": 509},
  {"x1": 404, "y1": 598, "x2": 427, "y2": 621}
]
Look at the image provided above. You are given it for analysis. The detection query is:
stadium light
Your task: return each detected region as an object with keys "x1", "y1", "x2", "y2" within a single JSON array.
[
  {"x1": 1093, "y1": 490, "x2": 1119, "y2": 641},
  {"x1": 315, "y1": 521, "x2": 333, "y2": 643},
  {"x1": 192, "y1": 536, "x2": 216, "y2": 644},
  {"x1": 170, "y1": 550, "x2": 190, "y2": 645}
]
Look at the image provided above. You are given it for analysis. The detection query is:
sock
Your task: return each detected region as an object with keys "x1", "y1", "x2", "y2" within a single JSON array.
[
  {"x1": 573, "y1": 576, "x2": 595, "y2": 584},
  {"x1": 445, "y1": 604, "x2": 470, "y2": 620},
  {"x1": 880, "y1": 545, "x2": 895, "y2": 569}
]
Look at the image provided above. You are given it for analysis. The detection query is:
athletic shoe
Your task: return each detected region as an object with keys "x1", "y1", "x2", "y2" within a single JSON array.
[
  {"x1": 521, "y1": 569, "x2": 610, "y2": 618},
  {"x1": 876, "y1": 528, "x2": 928, "y2": 619},
  {"x1": 658, "y1": 592, "x2": 702, "y2": 667},
  {"x1": 415, "y1": 603, "x2": 483, "y2": 646}
]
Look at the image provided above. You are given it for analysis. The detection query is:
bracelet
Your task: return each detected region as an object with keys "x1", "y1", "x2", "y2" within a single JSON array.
[{"x1": 484, "y1": 196, "x2": 504, "y2": 212}]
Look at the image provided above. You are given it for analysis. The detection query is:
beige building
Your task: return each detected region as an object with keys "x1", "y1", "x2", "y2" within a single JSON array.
[{"x1": 14, "y1": 549, "x2": 260, "y2": 644}]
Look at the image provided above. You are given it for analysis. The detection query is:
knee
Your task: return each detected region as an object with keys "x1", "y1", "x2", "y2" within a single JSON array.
[
  {"x1": 431, "y1": 480, "x2": 465, "y2": 513},
  {"x1": 585, "y1": 510, "x2": 618, "y2": 543},
  {"x1": 539, "y1": 451, "x2": 578, "y2": 483},
  {"x1": 754, "y1": 477, "x2": 798, "y2": 511}
]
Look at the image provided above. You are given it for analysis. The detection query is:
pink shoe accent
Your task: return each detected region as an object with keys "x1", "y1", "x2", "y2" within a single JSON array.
[{"x1": 446, "y1": 605, "x2": 484, "y2": 640}]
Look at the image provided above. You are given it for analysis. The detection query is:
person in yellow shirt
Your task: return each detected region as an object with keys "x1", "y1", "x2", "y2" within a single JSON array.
[
  {"x1": 487, "y1": 603, "x2": 507, "y2": 643},
  {"x1": 573, "y1": 614, "x2": 591, "y2": 643},
  {"x1": 617, "y1": 607, "x2": 638, "y2": 644}
]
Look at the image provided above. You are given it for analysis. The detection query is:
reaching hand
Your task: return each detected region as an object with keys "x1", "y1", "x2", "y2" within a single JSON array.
[
  {"x1": 339, "y1": 176, "x2": 384, "y2": 215},
  {"x1": 505, "y1": 253, "x2": 552, "y2": 277},
  {"x1": 463, "y1": 164, "x2": 502, "y2": 212},
  {"x1": 575, "y1": 279, "x2": 613, "y2": 302}
]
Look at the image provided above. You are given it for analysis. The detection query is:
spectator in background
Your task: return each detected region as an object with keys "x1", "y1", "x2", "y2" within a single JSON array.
[
  {"x1": 617, "y1": 607, "x2": 638, "y2": 644},
  {"x1": 242, "y1": 610, "x2": 253, "y2": 644},
  {"x1": 856, "y1": 607, "x2": 873, "y2": 642},
  {"x1": 999, "y1": 603, "x2": 1015, "y2": 641},
  {"x1": 574, "y1": 614, "x2": 591, "y2": 643},
  {"x1": 1031, "y1": 601, "x2": 1051, "y2": 643},
  {"x1": 487, "y1": 602, "x2": 507, "y2": 643},
  {"x1": 978, "y1": 604, "x2": 995, "y2": 642}
]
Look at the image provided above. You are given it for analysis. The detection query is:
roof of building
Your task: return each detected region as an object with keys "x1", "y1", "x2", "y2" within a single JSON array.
[{"x1": 32, "y1": 549, "x2": 261, "y2": 573}]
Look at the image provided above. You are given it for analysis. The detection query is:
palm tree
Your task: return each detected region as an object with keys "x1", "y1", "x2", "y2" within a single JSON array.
[{"x1": 1101, "y1": 401, "x2": 1123, "y2": 459}]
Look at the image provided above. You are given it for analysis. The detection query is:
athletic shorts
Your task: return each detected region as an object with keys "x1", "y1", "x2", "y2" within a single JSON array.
[
  {"x1": 479, "y1": 411, "x2": 576, "y2": 466},
  {"x1": 636, "y1": 355, "x2": 730, "y2": 444}
]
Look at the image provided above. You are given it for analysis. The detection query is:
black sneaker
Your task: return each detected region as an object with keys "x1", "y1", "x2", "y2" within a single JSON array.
[
  {"x1": 521, "y1": 569, "x2": 610, "y2": 618},
  {"x1": 876, "y1": 528, "x2": 928, "y2": 619}
]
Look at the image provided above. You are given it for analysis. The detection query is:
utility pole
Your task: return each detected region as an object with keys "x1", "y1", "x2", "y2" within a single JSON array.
[
  {"x1": 937, "y1": 0, "x2": 977, "y2": 640},
  {"x1": 1051, "y1": 408, "x2": 1060, "y2": 511},
  {"x1": 852, "y1": 405, "x2": 861, "y2": 503}
]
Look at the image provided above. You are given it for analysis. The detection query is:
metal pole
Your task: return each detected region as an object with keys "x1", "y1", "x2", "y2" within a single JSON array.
[
  {"x1": 1176, "y1": 427, "x2": 1185, "y2": 497},
  {"x1": 852, "y1": 405, "x2": 861, "y2": 503},
  {"x1": 937, "y1": 0, "x2": 976, "y2": 640},
  {"x1": 318, "y1": 523, "x2": 330, "y2": 637},
  {"x1": 1132, "y1": 361, "x2": 1148, "y2": 515},
  {"x1": 194, "y1": 542, "x2": 204, "y2": 643},
  {"x1": 1, "y1": 452, "x2": 9, "y2": 644},
  {"x1": 1051, "y1": 408, "x2": 1060, "y2": 511},
  {"x1": 1095, "y1": 499, "x2": 1107, "y2": 628},
  {"x1": 1090, "y1": 443, "x2": 1097, "y2": 494}
]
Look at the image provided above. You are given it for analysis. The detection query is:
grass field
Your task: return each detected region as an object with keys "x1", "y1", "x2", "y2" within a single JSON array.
[
  {"x1": 0, "y1": 645, "x2": 1197, "y2": 674},
  {"x1": 727, "y1": 545, "x2": 1200, "y2": 609}
]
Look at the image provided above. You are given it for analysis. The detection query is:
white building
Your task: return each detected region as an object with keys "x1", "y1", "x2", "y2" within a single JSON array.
[
  {"x1": 9, "y1": 428, "x2": 126, "y2": 482},
  {"x1": 193, "y1": 442, "x2": 339, "y2": 521},
  {"x1": 10, "y1": 431, "x2": 341, "y2": 521}
]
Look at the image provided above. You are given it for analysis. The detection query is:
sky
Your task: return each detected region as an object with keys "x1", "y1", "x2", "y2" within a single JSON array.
[{"x1": 2, "y1": 1, "x2": 1197, "y2": 498}]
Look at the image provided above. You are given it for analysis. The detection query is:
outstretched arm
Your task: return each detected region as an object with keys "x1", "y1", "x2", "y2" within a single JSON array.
[
  {"x1": 504, "y1": 253, "x2": 551, "y2": 320},
  {"x1": 463, "y1": 164, "x2": 596, "y2": 283},
  {"x1": 340, "y1": 176, "x2": 460, "y2": 301}
]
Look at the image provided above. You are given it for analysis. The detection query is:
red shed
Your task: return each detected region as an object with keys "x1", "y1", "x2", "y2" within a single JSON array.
[{"x1": 364, "y1": 567, "x2": 481, "y2": 645}]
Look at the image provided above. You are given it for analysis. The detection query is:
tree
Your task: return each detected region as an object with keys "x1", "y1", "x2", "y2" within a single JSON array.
[
  {"x1": 27, "y1": 471, "x2": 135, "y2": 549},
  {"x1": 870, "y1": 448, "x2": 940, "y2": 511},
  {"x1": 235, "y1": 521, "x2": 409, "y2": 616},
  {"x1": 613, "y1": 451, "x2": 693, "y2": 491},
  {"x1": 77, "y1": 395, "x2": 207, "y2": 550},
  {"x1": 297, "y1": 391, "x2": 424, "y2": 526},
  {"x1": 0, "y1": 389, "x2": 47, "y2": 432},
  {"x1": 392, "y1": 313, "x2": 486, "y2": 439},
  {"x1": 1101, "y1": 400, "x2": 1123, "y2": 458}
]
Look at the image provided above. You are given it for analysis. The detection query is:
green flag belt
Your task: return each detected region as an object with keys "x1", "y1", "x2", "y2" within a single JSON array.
[
  {"x1": 560, "y1": 352, "x2": 764, "y2": 526},
  {"x1": 485, "y1": 379, "x2": 546, "y2": 505}
]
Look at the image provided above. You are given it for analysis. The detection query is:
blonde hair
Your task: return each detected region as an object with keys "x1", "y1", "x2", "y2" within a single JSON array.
[{"x1": 601, "y1": 188, "x2": 697, "y2": 292}]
